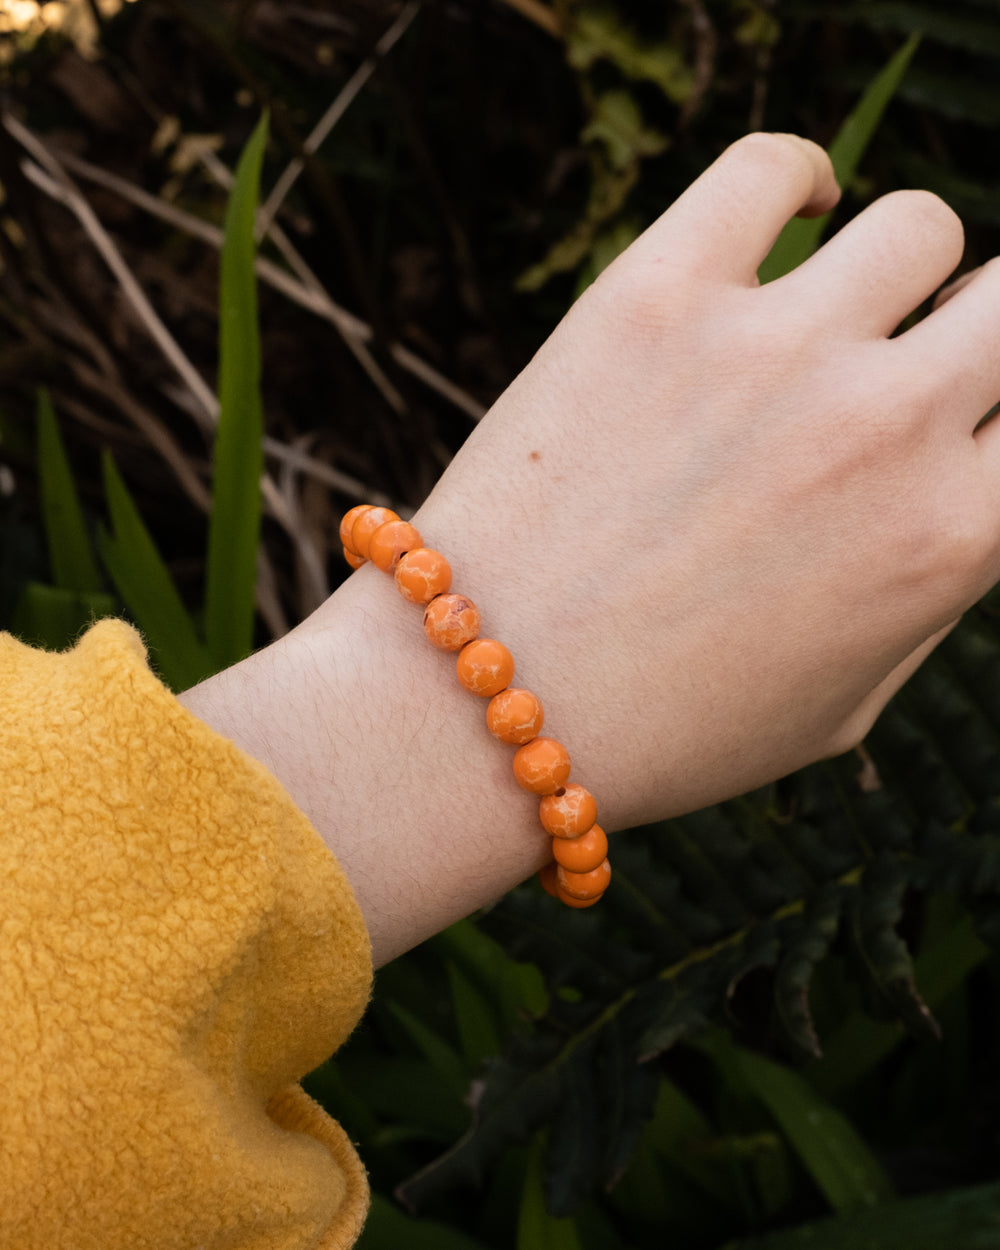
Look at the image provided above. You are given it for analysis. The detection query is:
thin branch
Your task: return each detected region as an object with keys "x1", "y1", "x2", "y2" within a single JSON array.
[
  {"x1": 4, "y1": 112, "x2": 325, "y2": 628},
  {"x1": 257, "y1": 0, "x2": 422, "y2": 237},
  {"x1": 495, "y1": 0, "x2": 561, "y2": 38},
  {"x1": 7, "y1": 117, "x2": 219, "y2": 429},
  {"x1": 677, "y1": 0, "x2": 718, "y2": 130},
  {"x1": 388, "y1": 342, "x2": 486, "y2": 420},
  {"x1": 8, "y1": 122, "x2": 415, "y2": 476},
  {"x1": 55, "y1": 146, "x2": 487, "y2": 421},
  {"x1": 159, "y1": 0, "x2": 380, "y2": 323},
  {"x1": 197, "y1": 145, "x2": 407, "y2": 415},
  {"x1": 254, "y1": 546, "x2": 290, "y2": 640},
  {"x1": 262, "y1": 435, "x2": 396, "y2": 506},
  {"x1": 65, "y1": 361, "x2": 213, "y2": 513},
  {"x1": 277, "y1": 434, "x2": 332, "y2": 612},
  {"x1": 32, "y1": 271, "x2": 121, "y2": 383}
]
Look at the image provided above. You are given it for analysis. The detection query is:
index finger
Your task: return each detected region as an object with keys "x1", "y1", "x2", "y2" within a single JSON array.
[{"x1": 632, "y1": 133, "x2": 841, "y2": 287}]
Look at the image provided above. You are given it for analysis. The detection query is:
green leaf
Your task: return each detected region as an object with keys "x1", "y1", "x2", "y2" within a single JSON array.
[
  {"x1": 446, "y1": 959, "x2": 504, "y2": 1070},
  {"x1": 580, "y1": 90, "x2": 669, "y2": 172},
  {"x1": 732, "y1": 1179, "x2": 1000, "y2": 1250},
  {"x1": 758, "y1": 32, "x2": 920, "y2": 283},
  {"x1": 698, "y1": 1030, "x2": 895, "y2": 1213},
  {"x1": 396, "y1": 602, "x2": 1000, "y2": 1216},
  {"x1": 435, "y1": 918, "x2": 548, "y2": 1032},
  {"x1": 12, "y1": 582, "x2": 117, "y2": 651},
  {"x1": 811, "y1": 909, "x2": 988, "y2": 1098},
  {"x1": 97, "y1": 450, "x2": 212, "y2": 692},
  {"x1": 844, "y1": 854, "x2": 939, "y2": 1040},
  {"x1": 733, "y1": 1, "x2": 781, "y2": 48},
  {"x1": 609, "y1": 1077, "x2": 739, "y2": 1235},
  {"x1": 639, "y1": 1075, "x2": 731, "y2": 1201},
  {"x1": 517, "y1": 1135, "x2": 583, "y2": 1250},
  {"x1": 567, "y1": 7, "x2": 693, "y2": 104},
  {"x1": 332, "y1": 1053, "x2": 468, "y2": 1142},
  {"x1": 398, "y1": 1033, "x2": 566, "y2": 1209},
  {"x1": 547, "y1": 1019, "x2": 659, "y2": 1215},
  {"x1": 205, "y1": 112, "x2": 268, "y2": 670},
  {"x1": 773, "y1": 883, "x2": 843, "y2": 1059},
  {"x1": 385, "y1": 1001, "x2": 469, "y2": 1105},
  {"x1": 36, "y1": 389, "x2": 104, "y2": 594},
  {"x1": 517, "y1": 90, "x2": 666, "y2": 294}
]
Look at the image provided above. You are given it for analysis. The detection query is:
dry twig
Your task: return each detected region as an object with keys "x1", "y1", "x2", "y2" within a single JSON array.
[
  {"x1": 256, "y1": 0, "x2": 422, "y2": 236},
  {"x1": 677, "y1": 0, "x2": 718, "y2": 130},
  {"x1": 8, "y1": 115, "x2": 219, "y2": 428},
  {"x1": 55, "y1": 146, "x2": 486, "y2": 421},
  {"x1": 4, "y1": 110, "x2": 323, "y2": 633},
  {"x1": 495, "y1": 0, "x2": 561, "y2": 38}
]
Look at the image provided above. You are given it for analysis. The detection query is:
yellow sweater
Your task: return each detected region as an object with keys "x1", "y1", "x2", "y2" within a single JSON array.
[{"x1": 0, "y1": 619, "x2": 373, "y2": 1249}]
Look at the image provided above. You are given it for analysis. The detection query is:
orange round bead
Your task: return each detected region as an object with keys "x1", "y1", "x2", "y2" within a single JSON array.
[
  {"x1": 423, "y1": 594, "x2": 481, "y2": 651},
  {"x1": 456, "y1": 638, "x2": 514, "y2": 697},
  {"x1": 486, "y1": 688, "x2": 544, "y2": 745},
  {"x1": 538, "y1": 861, "x2": 561, "y2": 899},
  {"x1": 539, "y1": 784, "x2": 598, "y2": 838},
  {"x1": 339, "y1": 504, "x2": 373, "y2": 553},
  {"x1": 512, "y1": 737, "x2": 571, "y2": 795},
  {"x1": 553, "y1": 824, "x2": 608, "y2": 874},
  {"x1": 343, "y1": 545, "x2": 367, "y2": 571},
  {"x1": 556, "y1": 857, "x2": 611, "y2": 900},
  {"x1": 369, "y1": 521, "x2": 423, "y2": 573},
  {"x1": 351, "y1": 506, "x2": 399, "y2": 560},
  {"x1": 556, "y1": 886, "x2": 603, "y2": 909},
  {"x1": 395, "y1": 548, "x2": 453, "y2": 605}
]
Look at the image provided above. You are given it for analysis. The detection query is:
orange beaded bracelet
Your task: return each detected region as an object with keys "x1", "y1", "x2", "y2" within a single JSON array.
[{"x1": 341, "y1": 504, "x2": 611, "y2": 908}]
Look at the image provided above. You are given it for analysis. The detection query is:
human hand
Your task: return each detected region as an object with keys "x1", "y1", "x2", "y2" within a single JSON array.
[
  {"x1": 184, "y1": 133, "x2": 1000, "y2": 961},
  {"x1": 412, "y1": 132, "x2": 1000, "y2": 830}
]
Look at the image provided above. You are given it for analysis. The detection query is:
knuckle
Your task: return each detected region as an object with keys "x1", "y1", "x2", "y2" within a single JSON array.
[
  {"x1": 720, "y1": 132, "x2": 818, "y2": 196},
  {"x1": 728, "y1": 130, "x2": 809, "y2": 170},
  {"x1": 878, "y1": 188, "x2": 964, "y2": 252}
]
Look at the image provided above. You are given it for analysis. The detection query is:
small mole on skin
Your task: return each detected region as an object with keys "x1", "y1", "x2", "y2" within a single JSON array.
[{"x1": 529, "y1": 450, "x2": 542, "y2": 462}]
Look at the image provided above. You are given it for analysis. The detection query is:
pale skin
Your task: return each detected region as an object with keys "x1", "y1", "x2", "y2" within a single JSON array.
[{"x1": 179, "y1": 133, "x2": 1000, "y2": 967}]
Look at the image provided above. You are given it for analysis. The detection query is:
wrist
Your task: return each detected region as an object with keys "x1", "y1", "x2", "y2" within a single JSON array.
[{"x1": 181, "y1": 562, "x2": 554, "y2": 966}]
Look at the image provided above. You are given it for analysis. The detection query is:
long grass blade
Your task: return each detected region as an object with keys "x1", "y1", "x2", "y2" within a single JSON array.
[
  {"x1": 36, "y1": 388, "x2": 104, "y2": 593},
  {"x1": 698, "y1": 1030, "x2": 894, "y2": 1213},
  {"x1": 205, "y1": 113, "x2": 268, "y2": 670},
  {"x1": 97, "y1": 450, "x2": 211, "y2": 691}
]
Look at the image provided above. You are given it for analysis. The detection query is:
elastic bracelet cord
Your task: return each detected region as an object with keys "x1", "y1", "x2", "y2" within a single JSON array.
[{"x1": 340, "y1": 504, "x2": 611, "y2": 908}]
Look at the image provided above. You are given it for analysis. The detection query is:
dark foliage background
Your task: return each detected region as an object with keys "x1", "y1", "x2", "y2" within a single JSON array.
[{"x1": 4, "y1": 2, "x2": 1000, "y2": 1247}]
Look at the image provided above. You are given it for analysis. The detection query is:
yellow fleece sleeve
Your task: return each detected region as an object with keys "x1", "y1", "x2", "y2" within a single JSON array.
[{"x1": 0, "y1": 619, "x2": 373, "y2": 1250}]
